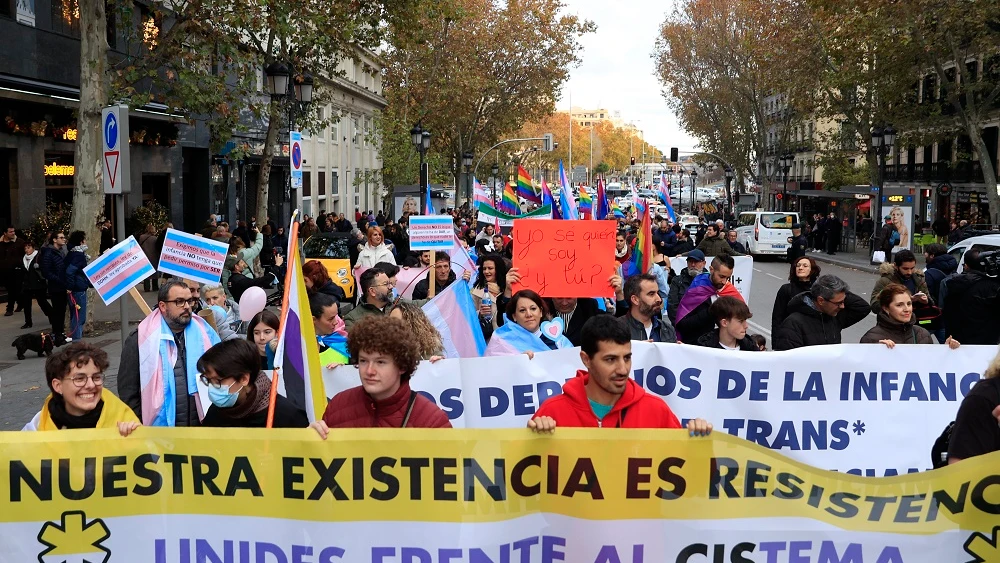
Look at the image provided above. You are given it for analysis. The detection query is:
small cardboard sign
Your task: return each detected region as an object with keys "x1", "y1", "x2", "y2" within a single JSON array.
[
  {"x1": 409, "y1": 215, "x2": 456, "y2": 251},
  {"x1": 157, "y1": 228, "x2": 230, "y2": 285},
  {"x1": 83, "y1": 236, "x2": 155, "y2": 305}
]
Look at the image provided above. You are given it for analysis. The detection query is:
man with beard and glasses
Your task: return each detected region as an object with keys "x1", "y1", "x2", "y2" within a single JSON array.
[
  {"x1": 528, "y1": 315, "x2": 713, "y2": 432},
  {"x1": 619, "y1": 273, "x2": 676, "y2": 343},
  {"x1": 118, "y1": 279, "x2": 222, "y2": 426},
  {"x1": 343, "y1": 268, "x2": 393, "y2": 330}
]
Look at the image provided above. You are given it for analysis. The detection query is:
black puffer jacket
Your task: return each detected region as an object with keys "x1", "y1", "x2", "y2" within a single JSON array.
[
  {"x1": 924, "y1": 253, "x2": 958, "y2": 305},
  {"x1": 942, "y1": 272, "x2": 1000, "y2": 345},
  {"x1": 771, "y1": 279, "x2": 814, "y2": 336},
  {"x1": 773, "y1": 292, "x2": 870, "y2": 350},
  {"x1": 696, "y1": 329, "x2": 759, "y2": 351},
  {"x1": 860, "y1": 310, "x2": 934, "y2": 345}
]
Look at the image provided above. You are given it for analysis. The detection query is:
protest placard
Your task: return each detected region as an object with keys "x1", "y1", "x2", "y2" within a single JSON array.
[
  {"x1": 510, "y1": 219, "x2": 617, "y2": 297},
  {"x1": 82, "y1": 236, "x2": 155, "y2": 305},
  {"x1": 408, "y1": 215, "x2": 456, "y2": 251},
  {"x1": 157, "y1": 228, "x2": 229, "y2": 285}
]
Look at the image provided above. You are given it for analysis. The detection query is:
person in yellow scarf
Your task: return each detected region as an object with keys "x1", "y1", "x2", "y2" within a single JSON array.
[{"x1": 22, "y1": 342, "x2": 140, "y2": 435}]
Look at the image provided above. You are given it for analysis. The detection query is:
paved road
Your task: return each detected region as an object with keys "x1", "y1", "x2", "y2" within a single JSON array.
[{"x1": 746, "y1": 254, "x2": 878, "y2": 349}]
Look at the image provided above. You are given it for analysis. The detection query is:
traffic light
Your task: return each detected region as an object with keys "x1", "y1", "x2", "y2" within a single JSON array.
[
  {"x1": 542, "y1": 133, "x2": 554, "y2": 152},
  {"x1": 670, "y1": 147, "x2": 679, "y2": 162},
  {"x1": 630, "y1": 157, "x2": 636, "y2": 166}
]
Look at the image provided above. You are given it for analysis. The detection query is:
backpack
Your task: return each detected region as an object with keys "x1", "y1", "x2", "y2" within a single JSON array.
[{"x1": 931, "y1": 421, "x2": 955, "y2": 469}]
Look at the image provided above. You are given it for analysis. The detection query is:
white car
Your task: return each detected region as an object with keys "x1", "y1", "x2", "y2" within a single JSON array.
[
  {"x1": 946, "y1": 234, "x2": 1000, "y2": 270},
  {"x1": 735, "y1": 211, "x2": 799, "y2": 256}
]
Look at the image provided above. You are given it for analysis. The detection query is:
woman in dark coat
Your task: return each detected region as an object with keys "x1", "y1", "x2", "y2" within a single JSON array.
[{"x1": 771, "y1": 256, "x2": 820, "y2": 336}]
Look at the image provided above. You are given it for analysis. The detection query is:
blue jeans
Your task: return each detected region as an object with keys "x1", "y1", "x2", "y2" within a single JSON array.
[{"x1": 70, "y1": 291, "x2": 87, "y2": 340}]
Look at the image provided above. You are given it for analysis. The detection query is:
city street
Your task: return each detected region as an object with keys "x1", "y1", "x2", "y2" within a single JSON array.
[{"x1": 745, "y1": 256, "x2": 878, "y2": 347}]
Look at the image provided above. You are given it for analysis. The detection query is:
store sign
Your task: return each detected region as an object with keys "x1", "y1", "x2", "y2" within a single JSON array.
[
  {"x1": 886, "y1": 195, "x2": 904, "y2": 203},
  {"x1": 62, "y1": 128, "x2": 77, "y2": 141},
  {"x1": 43, "y1": 164, "x2": 75, "y2": 176}
]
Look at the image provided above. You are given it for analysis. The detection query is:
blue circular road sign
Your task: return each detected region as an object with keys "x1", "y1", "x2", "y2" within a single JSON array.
[
  {"x1": 104, "y1": 113, "x2": 118, "y2": 150},
  {"x1": 292, "y1": 143, "x2": 302, "y2": 168}
]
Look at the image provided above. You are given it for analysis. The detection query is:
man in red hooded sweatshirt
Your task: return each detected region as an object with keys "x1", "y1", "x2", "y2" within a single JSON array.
[{"x1": 528, "y1": 314, "x2": 712, "y2": 434}]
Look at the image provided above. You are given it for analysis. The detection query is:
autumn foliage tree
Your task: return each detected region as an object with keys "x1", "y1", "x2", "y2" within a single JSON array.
[{"x1": 376, "y1": 0, "x2": 594, "y2": 205}]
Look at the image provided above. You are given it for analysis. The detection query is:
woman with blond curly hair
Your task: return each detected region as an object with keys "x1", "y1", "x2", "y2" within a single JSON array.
[
  {"x1": 947, "y1": 350, "x2": 1000, "y2": 465},
  {"x1": 387, "y1": 301, "x2": 446, "y2": 361}
]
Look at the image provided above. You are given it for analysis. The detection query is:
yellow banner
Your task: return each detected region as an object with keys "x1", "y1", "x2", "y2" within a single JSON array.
[{"x1": 3, "y1": 429, "x2": 998, "y2": 534}]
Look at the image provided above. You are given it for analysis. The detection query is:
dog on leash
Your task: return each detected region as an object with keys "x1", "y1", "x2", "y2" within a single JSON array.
[{"x1": 11, "y1": 332, "x2": 54, "y2": 360}]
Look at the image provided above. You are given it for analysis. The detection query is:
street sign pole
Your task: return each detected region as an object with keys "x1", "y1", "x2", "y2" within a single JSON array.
[{"x1": 102, "y1": 105, "x2": 132, "y2": 343}]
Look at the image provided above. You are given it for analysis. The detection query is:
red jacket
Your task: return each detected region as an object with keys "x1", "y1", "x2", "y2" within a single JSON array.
[
  {"x1": 322, "y1": 383, "x2": 452, "y2": 428},
  {"x1": 533, "y1": 370, "x2": 681, "y2": 429}
]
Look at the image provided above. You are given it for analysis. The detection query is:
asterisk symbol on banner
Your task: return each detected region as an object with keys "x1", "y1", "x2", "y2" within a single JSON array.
[
  {"x1": 964, "y1": 526, "x2": 1000, "y2": 563},
  {"x1": 852, "y1": 420, "x2": 866, "y2": 435},
  {"x1": 37, "y1": 511, "x2": 111, "y2": 563}
]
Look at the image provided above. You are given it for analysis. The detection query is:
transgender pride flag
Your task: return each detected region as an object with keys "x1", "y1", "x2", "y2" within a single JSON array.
[
  {"x1": 422, "y1": 280, "x2": 486, "y2": 358},
  {"x1": 271, "y1": 213, "x2": 326, "y2": 424}
]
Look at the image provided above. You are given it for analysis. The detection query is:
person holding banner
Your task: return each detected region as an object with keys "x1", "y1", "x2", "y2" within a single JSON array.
[
  {"x1": 310, "y1": 316, "x2": 451, "y2": 435},
  {"x1": 947, "y1": 350, "x2": 1000, "y2": 464},
  {"x1": 485, "y1": 289, "x2": 574, "y2": 357},
  {"x1": 23, "y1": 342, "x2": 140, "y2": 436},
  {"x1": 860, "y1": 284, "x2": 954, "y2": 348},
  {"x1": 529, "y1": 315, "x2": 712, "y2": 434},
  {"x1": 198, "y1": 339, "x2": 308, "y2": 428}
]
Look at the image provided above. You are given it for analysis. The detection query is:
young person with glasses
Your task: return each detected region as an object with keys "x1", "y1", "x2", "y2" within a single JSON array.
[{"x1": 23, "y1": 342, "x2": 140, "y2": 434}]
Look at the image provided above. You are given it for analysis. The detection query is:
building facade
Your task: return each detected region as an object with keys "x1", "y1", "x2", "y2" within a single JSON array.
[{"x1": 0, "y1": 0, "x2": 212, "y2": 233}]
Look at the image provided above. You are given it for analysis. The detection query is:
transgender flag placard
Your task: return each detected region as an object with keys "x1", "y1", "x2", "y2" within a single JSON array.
[
  {"x1": 157, "y1": 228, "x2": 229, "y2": 285},
  {"x1": 83, "y1": 236, "x2": 156, "y2": 305}
]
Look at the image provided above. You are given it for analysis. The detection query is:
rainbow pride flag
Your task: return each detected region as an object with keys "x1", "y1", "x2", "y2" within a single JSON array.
[
  {"x1": 611, "y1": 201, "x2": 625, "y2": 219},
  {"x1": 578, "y1": 186, "x2": 593, "y2": 217},
  {"x1": 499, "y1": 182, "x2": 520, "y2": 215},
  {"x1": 595, "y1": 178, "x2": 611, "y2": 220},
  {"x1": 516, "y1": 166, "x2": 541, "y2": 204},
  {"x1": 622, "y1": 198, "x2": 652, "y2": 278},
  {"x1": 272, "y1": 213, "x2": 326, "y2": 424}
]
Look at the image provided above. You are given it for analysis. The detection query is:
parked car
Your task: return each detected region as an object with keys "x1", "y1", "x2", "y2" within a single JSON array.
[
  {"x1": 301, "y1": 232, "x2": 356, "y2": 300},
  {"x1": 734, "y1": 211, "x2": 799, "y2": 256},
  {"x1": 946, "y1": 234, "x2": 1000, "y2": 270}
]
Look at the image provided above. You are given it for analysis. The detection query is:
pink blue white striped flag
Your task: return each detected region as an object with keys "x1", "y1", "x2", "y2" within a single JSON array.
[{"x1": 421, "y1": 280, "x2": 487, "y2": 358}]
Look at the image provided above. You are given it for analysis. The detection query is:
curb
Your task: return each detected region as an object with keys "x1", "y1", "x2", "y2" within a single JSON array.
[{"x1": 808, "y1": 253, "x2": 879, "y2": 275}]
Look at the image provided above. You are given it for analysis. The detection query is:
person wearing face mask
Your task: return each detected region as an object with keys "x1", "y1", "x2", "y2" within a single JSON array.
[
  {"x1": 771, "y1": 256, "x2": 820, "y2": 336},
  {"x1": 869, "y1": 249, "x2": 932, "y2": 314},
  {"x1": 861, "y1": 284, "x2": 954, "y2": 348},
  {"x1": 198, "y1": 339, "x2": 308, "y2": 428},
  {"x1": 64, "y1": 231, "x2": 93, "y2": 341},
  {"x1": 667, "y1": 249, "x2": 707, "y2": 323},
  {"x1": 23, "y1": 342, "x2": 140, "y2": 436},
  {"x1": 247, "y1": 310, "x2": 280, "y2": 369},
  {"x1": 310, "y1": 316, "x2": 451, "y2": 434}
]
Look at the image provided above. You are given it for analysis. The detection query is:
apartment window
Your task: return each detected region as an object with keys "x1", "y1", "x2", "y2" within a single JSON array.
[
  {"x1": 363, "y1": 117, "x2": 370, "y2": 147},
  {"x1": 318, "y1": 172, "x2": 326, "y2": 198},
  {"x1": 302, "y1": 171, "x2": 311, "y2": 197},
  {"x1": 331, "y1": 171, "x2": 339, "y2": 195},
  {"x1": 50, "y1": 0, "x2": 80, "y2": 37},
  {"x1": 331, "y1": 115, "x2": 339, "y2": 143},
  {"x1": 352, "y1": 117, "x2": 360, "y2": 146}
]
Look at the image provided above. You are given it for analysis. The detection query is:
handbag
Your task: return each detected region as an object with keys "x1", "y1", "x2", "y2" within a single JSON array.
[
  {"x1": 873, "y1": 250, "x2": 886, "y2": 263},
  {"x1": 913, "y1": 304, "x2": 942, "y2": 331}
]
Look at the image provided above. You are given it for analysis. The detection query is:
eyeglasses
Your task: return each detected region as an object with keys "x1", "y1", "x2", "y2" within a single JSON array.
[
  {"x1": 825, "y1": 298, "x2": 847, "y2": 307},
  {"x1": 199, "y1": 375, "x2": 233, "y2": 389},
  {"x1": 65, "y1": 373, "x2": 104, "y2": 387},
  {"x1": 163, "y1": 298, "x2": 200, "y2": 308}
]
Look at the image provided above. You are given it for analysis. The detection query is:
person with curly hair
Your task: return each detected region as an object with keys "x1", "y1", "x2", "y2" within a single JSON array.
[
  {"x1": 389, "y1": 301, "x2": 445, "y2": 361},
  {"x1": 310, "y1": 316, "x2": 451, "y2": 435}
]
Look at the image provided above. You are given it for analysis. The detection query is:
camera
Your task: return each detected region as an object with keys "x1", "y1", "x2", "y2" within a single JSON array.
[{"x1": 969, "y1": 250, "x2": 1000, "y2": 277}]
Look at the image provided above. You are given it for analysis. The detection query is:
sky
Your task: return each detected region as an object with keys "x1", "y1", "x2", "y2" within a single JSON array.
[{"x1": 556, "y1": 0, "x2": 699, "y2": 155}]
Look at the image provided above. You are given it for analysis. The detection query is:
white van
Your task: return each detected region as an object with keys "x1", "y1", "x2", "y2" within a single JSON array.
[{"x1": 735, "y1": 211, "x2": 799, "y2": 256}]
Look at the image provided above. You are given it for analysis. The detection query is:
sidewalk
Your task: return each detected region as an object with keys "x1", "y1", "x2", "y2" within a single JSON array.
[
  {"x1": 0, "y1": 287, "x2": 159, "y2": 430},
  {"x1": 809, "y1": 247, "x2": 925, "y2": 275}
]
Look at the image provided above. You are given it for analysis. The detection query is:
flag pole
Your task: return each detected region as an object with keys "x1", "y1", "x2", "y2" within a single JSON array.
[{"x1": 266, "y1": 210, "x2": 300, "y2": 428}]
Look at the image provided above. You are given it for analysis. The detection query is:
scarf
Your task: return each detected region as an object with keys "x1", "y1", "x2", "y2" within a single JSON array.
[
  {"x1": 30, "y1": 388, "x2": 140, "y2": 431},
  {"x1": 218, "y1": 372, "x2": 272, "y2": 419},
  {"x1": 484, "y1": 315, "x2": 573, "y2": 356},
  {"x1": 23, "y1": 250, "x2": 37, "y2": 269},
  {"x1": 675, "y1": 273, "x2": 744, "y2": 340},
  {"x1": 138, "y1": 309, "x2": 221, "y2": 426},
  {"x1": 615, "y1": 245, "x2": 629, "y2": 258},
  {"x1": 317, "y1": 315, "x2": 349, "y2": 365}
]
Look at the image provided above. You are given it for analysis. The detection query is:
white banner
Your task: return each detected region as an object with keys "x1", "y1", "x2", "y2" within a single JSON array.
[
  {"x1": 325, "y1": 342, "x2": 997, "y2": 475},
  {"x1": 670, "y1": 255, "x2": 754, "y2": 302}
]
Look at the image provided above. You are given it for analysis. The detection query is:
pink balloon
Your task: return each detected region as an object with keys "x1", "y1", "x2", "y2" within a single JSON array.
[{"x1": 238, "y1": 286, "x2": 267, "y2": 321}]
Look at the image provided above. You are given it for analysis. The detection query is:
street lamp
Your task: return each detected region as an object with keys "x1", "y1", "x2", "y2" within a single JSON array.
[
  {"x1": 264, "y1": 62, "x2": 290, "y2": 98},
  {"x1": 264, "y1": 62, "x2": 312, "y2": 220},
  {"x1": 411, "y1": 123, "x2": 432, "y2": 214},
  {"x1": 689, "y1": 170, "x2": 698, "y2": 213},
  {"x1": 724, "y1": 167, "x2": 734, "y2": 221},
  {"x1": 779, "y1": 154, "x2": 793, "y2": 212},
  {"x1": 462, "y1": 151, "x2": 473, "y2": 205},
  {"x1": 491, "y1": 163, "x2": 500, "y2": 209},
  {"x1": 871, "y1": 125, "x2": 896, "y2": 262}
]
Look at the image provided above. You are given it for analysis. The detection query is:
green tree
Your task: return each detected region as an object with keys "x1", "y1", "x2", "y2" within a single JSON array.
[{"x1": 817, "y1": 155, "x2": 871, "y2": 191}]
